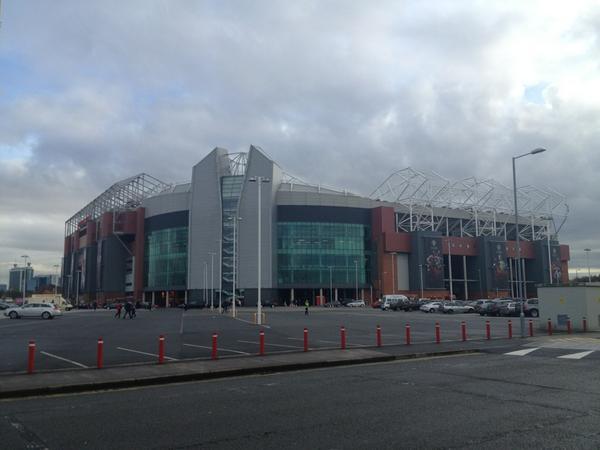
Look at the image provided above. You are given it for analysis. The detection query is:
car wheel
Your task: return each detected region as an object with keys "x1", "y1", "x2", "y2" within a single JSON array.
[
  {"x1": 9, "y1": 311, "x2": 18, "y2": 319},
  {"x1": 42, "y1": 312, "x2": 51, "y2": 319},
  {"x1": 429, "y1": 309, "x2": 435, "y2": 313},
  {"x1": 530, "y1": 309, "x2": 539, "y2": 318}
]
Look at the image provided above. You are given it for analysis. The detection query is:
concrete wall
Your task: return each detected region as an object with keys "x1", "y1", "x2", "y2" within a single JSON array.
[
  {"x1": 188, "y1": 148, "x2": 229, "y2": 291},
  {"x1": 143, "y1": 190, "x2": 190, "y2": 218},
  {"x1": 538, "y1": 285, "x2": 600, "y2": 331},
  {"x1": 237, "y1": 146, "x2": 281, "y2": 304}
]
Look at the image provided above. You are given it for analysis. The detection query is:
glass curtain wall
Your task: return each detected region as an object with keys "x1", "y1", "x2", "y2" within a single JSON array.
[
  {"x1": 145, "y1": 227, "x2": 188, "y2": 289},
  {"x1": 221, "y1": 176, "x2": 244, "y2": 300},
  {"x1": 277, "y1": 222, "x2": 370, "y2": 286}
]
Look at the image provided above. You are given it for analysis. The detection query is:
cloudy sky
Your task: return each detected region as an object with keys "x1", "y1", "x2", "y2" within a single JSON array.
[{"x1": 1, "y1": 0, "x2": 599, "y2": 284}]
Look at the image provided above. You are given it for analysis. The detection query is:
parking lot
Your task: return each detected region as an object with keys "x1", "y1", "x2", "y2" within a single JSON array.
[{"x1": 0, "y1": 306, "x2": 539, "y2": 374}]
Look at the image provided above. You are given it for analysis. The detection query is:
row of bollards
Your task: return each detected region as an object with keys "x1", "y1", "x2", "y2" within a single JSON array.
[{"x1": 23, "y1": 317, "x2": 589, "y2": 374}]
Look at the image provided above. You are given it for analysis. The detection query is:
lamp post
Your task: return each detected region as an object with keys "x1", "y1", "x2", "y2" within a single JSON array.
[
  {"x1": 513, "y1": 147, "x2": 546, "y2": 337},
  {"x1": 21, "y1": 255, "x2": 29, "y2": 302},
  {"x1": 329, "y1": 266, "x2": 333, "y2": 306},
  {"x1": 76, "y1": 270, "x2": 81, "y2": 308},
  {"x1": 584, "y1": 248, "x2": 592, "y2": 282},
  {"x1": 216, "y1": 239, "x2": 222, "y2": 312},
  {"x1": 418, "y1": 264, "x2": 424, "y2": 299},
  {"x1": 208, "y1": 252, "x2": 216, "y2": 310},
  {"x1": 231, "y1": 216, "x2": 242, "y2": 318},
  {"x1": 390, "y1": 252, "x2": 396, "y2": 293},
  {"x1": 203, "y1": 261, "x2": 208, "y2": 307},
  {"x1": 53, "y1": 264, "x2": 60, "y2": 297},
  {"x1": 354, "y1": 259, "x2": 359, "y2": 300},
  {"x1": 248, "y1": 176, "x2": 270, "y2": 325}
]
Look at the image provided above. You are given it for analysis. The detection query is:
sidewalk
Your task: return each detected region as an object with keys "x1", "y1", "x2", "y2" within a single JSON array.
[{"x1": 0, "y1": 341, "x2": 488, "y2": 399}]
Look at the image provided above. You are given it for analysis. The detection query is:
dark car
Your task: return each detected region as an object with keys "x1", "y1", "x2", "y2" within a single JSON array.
[
  {"x1": 339, "y1": 298, "x2": 354, "y2": 307},
  {"x1": 486, "y1": 300, "x2": 512, "y2": 317},
  {"x1": 325, "y1": 300, "x2": 342, "y2": 307},
  {"x1": 398, "y1": 298, "x2": 421, "y2": 311}
]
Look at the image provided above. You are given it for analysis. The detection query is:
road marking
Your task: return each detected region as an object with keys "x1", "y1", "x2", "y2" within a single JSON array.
[
  {"x1": 183, "y1": 343, "x2": 250, "y2": 355},
  {"x1": 116, "y1": 347, "x2": 178, "y2": 361},
  {"x1": 504, "y1": 348, "x2": 540, "y2": 356},
  {"x1": 40, "y1": 351, "x2": 89, "y2": 368},
  {"x1": 238, "y1": 340, "x2": 302, "y2": 349},
  {"x1": 558, "y1": 351, "x2": 594, "y2": 360},
  {"x1": 230, "y1": 315, "x2": 271, "y2": 329}
]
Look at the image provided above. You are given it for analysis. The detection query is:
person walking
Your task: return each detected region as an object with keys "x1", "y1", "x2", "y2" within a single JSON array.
[
  {"x1": 123, "y1": 301, "x2": 131, "y2": 319},
  {"x1": 130, "y1": 302, "x2": 136, "y2": 319},
  {"x1": 304, "y1": 299, "x2": 309, "y2": 316},
  {"x1": 115, "y1": 303, "x2": 122, "y2": 319}
]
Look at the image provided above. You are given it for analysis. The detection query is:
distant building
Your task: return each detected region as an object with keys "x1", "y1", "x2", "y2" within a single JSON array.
[
  {"x1": 9, "y1": 264, "x2": 34, "y2": 293},
  {"x1": 0, "y1": 284, "x2": 7, "y2": 293},
  {"x1": 32, "y1": 274, "x2": 60, "y2": 292}
]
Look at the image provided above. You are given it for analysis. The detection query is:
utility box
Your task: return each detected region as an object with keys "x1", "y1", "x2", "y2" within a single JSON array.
[{"x1": 538, "y1": 284, "x2": 600, "y2": 331}]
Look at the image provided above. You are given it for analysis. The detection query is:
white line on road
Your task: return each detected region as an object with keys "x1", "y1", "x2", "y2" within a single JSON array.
[
  {"x1": 183, "y1": 343, "x2": 250, "y2": 355},
  {"x1": 558, "y1": 351, "x2": 594, "y2": 360},
  {"x1": 116, "y1": 346, "x2": 178, "y2": 361},
  {"x1": 238, "y1": 340, "x2": 302, "y2": 349},
  {"x1": 40, "y1": 351, "x2": 89, "y2": 368},
  {"x1": 230, "y1": 316, "x2": 271, "y2": 329},
  {"x1": 504, "y1": 348, "x2": 540, "y2": 356}
]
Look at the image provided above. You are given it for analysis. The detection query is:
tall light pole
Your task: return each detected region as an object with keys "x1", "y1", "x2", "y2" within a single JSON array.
[
  {"x1": 76, "y1": 270, "x2": 81, "y2": 308},
  {"x1": 419, "y1": 264, "x2": 424, "y2": 299},
  {"x1": 53, "y1": 264, "x2": 60, "y2": 297},
  {"x1": 216, "y1": 239, "x2": 222, "y2": 312},
  {"x1": 21, "y1": 255, "x2": 29, "y2": 302},
  {"x1": 208, "y1": 252, "x2": 216, "y2": 310},
  {"x1": 584, "y1": 248, "x2": 592, "y2": 282},
  {"x1": 513, "y1": 147, "x2": 546, "y2": 337},
  {"x1": 203, "y1": 261, "x2": 208, "y2": 307},
  {"x1": 354, "y1": 259, "x2": 359, "y2": 300},
  {"x1": 230, "y1": 216, "x2": 242, "y2": 318},
  {"x1": 329, "y1": 266, "x2": 333, "y2": 306},
  {"x1": 248, "y1": 176, "x2": 270, "y2": 325}
]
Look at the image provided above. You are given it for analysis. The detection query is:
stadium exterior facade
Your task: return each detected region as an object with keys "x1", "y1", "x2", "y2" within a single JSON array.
[{"x1": 62, "y1": 146, "x2": 570, "y2": 307}]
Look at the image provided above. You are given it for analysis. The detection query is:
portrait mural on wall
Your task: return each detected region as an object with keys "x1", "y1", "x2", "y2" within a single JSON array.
[
  {"x1": 423, "y1": 237, "x2": 444, "y2": 288},
  {"x1": 490, "y1": 242, "x2": 509, "y2": 289},
  {"x1": 551, "y1": 245, "x2": 562, "y2": 283}
]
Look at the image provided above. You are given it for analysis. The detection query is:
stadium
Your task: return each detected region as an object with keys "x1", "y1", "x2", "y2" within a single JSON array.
[{"x1": 62, "y1": 146, "x2": 570, "y2": 307}]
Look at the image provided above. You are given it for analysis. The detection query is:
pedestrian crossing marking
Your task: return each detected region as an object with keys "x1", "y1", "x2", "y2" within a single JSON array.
[
  {"x1": 504, "y1": 348, "x2": 540, "y2": 356},
  {"x1": 557, "y1": 351, "x2": 594, "y2": 360}
]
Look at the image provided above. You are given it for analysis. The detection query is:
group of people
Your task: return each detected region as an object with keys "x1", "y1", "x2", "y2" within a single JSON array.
[{"x1": 114, "y1": 301, "x2": 136, "y2": 319}]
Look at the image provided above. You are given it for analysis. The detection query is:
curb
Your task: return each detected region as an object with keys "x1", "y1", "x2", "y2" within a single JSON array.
[{"x1": 0, "y1": 349, "x2": 479, "y2": 400}]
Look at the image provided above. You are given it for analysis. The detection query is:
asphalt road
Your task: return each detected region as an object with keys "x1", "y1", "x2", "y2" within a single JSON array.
[
  {"x1": 0, "y1": 307, "x2": 541, "y2": 373},
  {"x1": 2, "y1": 349, "x2": 600, "y2": 449}
]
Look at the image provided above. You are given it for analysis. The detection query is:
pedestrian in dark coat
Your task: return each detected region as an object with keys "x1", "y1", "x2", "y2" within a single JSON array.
[
  {"x1": 123, "y1": 302, "x2": 131, "y2": 319},
  {"x1": 115, "y1": 303, "x2": 122, "y2": 318}
]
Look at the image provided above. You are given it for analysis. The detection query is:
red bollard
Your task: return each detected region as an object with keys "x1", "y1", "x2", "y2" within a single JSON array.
[
  {"x1": 508, "y1": 320, "x2": 513, "y2": 339},
  {"x1": 27, "y1": 340, "x2": 36, "y2": 374},
  {"x1": 405, "y1": 324, "x2": 411, "y2": 345},
  {"x1": 485, "y1": 320, "x2": 491, "y2": 340},
  {"x1": 259, "y1": 330, "x2": 265, "y2": 356},
  {"x1": 340, "y1": 326, "x2": 346, "y2": 349},
  {"x1": 547, "y1": 319, "x2": 553, "y2": 336},
  {"x1": 376, "y1": 325, "x2": 382, "y2": 347},
  {"x1": 435, "y1": 322, "x2": 441, "y2": 344},
  {"x1": 528, "y1": 319, "x2": 534, "y2": 337},
  {"x1": 567, "y1": 319, "x2": 572, "y2": 334},
  {"x1": 97, "y1": 337, "x2": 104, "y2": 369},
  {"x1": 303, "y1": 327, "x2": 308, "y2": 352},
  {"x1": 461, "y1": 321, "x2": 467, "y2": 342},
  {"x1": 583, "y1": 317, "x2": 588, "y2": 333},
  {"x1": 158, "y1": 335, "x2": 165, "y2": 364},
  {"x1": 211, "y1": 333, "x2": 218, "y2": 360}
]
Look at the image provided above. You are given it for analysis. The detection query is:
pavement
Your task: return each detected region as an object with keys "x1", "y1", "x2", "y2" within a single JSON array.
[{"x1": 0, "y1": 336, "x2": 519, "y2": 399}]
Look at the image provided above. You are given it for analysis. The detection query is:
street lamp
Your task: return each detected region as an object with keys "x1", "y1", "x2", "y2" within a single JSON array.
[
  {"x1": 584, "y1": 248, "x2": 592, "y2": 282},
  {"x1": 418, "y1": 264, "x2": 424, "y2": 299},
  {"x1": 203, "y1": 261, "x2": 208, "y2": 307},
  {"x1": 390, "y1": 252, "x2": 396, "y2": 293},
  {"x1": 76, "y1": 270, "x2": 81, "y2": 308},
  {"x1": 354, "y1": 259, "x2": 359, "y2": 300},
  {"x1": 248, "y1": 176, "x2": 270, "y2": 325},
  {"x1": 216, "y1": 239, "x2": 222, "y2": 312},
  {"x1": 21, "y1": 255, "x2": 29, "y2": 302},
  {"x1": 329, "y1": 266, "x2": 333, "y2": 306},
  {"x1": 230, "y1": 216, "x2": 242, "y2": 318},
  {"x1": 208, "y1": 252, "x2": 216, "y2": 310},
  {"x1": 513, "y1": 147, "x2": 546, "y2": 337},
  {"x1": 53, "y1": 264, "x2": 60, "y2": 297}
]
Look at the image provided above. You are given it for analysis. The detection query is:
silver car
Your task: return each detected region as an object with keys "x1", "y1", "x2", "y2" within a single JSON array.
[{"x1": 5, "y1": 303, "x2": 62, "y2": 320}]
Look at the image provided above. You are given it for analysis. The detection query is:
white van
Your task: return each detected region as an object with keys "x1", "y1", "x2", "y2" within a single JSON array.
[{"x1": 380, "y1": 294, "x2": 409, "y2": 310}]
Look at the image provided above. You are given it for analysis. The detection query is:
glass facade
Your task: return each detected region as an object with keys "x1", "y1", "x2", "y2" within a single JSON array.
[
  {"x1": 145, "y1": 227, "x2": 188, "y2": 289},
  {"x1": 277, "y1": 222, "x2": 370, "y2": 286},
  {"x1": 221, "y1": 176, "x2": 244, "y2": 299}
]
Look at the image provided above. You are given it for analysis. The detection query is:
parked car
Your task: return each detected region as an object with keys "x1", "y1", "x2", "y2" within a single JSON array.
[
  {"x1": 442, "y1": 301, "x2": 475, "y2": 314},
  {"x1": 371, "y1": 300, "x2": 382, "y2": 309},
  {"x1": 486, "y1": 300, "x2": 512, "y2": 317},
  {"x1": 339, "y1": 298, "x2": 354, "y2": 307},
  {"x1": 499, "y1": 302, "x2": 521, "y2": 317},
  {"x1": 397, "y1": 298, "x2": 421, "y2": 311},
  {"x1": 0, "y1": 302, "x2": 14, "y2": 310},
  {"x1": 475, "y1": 299, "x2": 496, "y2": 315},
  {"x1": 325, "y1": 300, "x2": 343, "y2": 308},
  {"x1": 5, "y1": 303, "x2": 62, "y2": 319},
  {"x1": 420, "y1": 302, "x2": 443, "y2": 313},
  {"x1": 523, "y1": 298, "x2": 539, "y2": 317},
  {"x1": 346, "y1": 299, "x2": 366, "y2": 307},
  {"x1": 381, "y1": 295, "x2": 409, "y2": 311}
]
